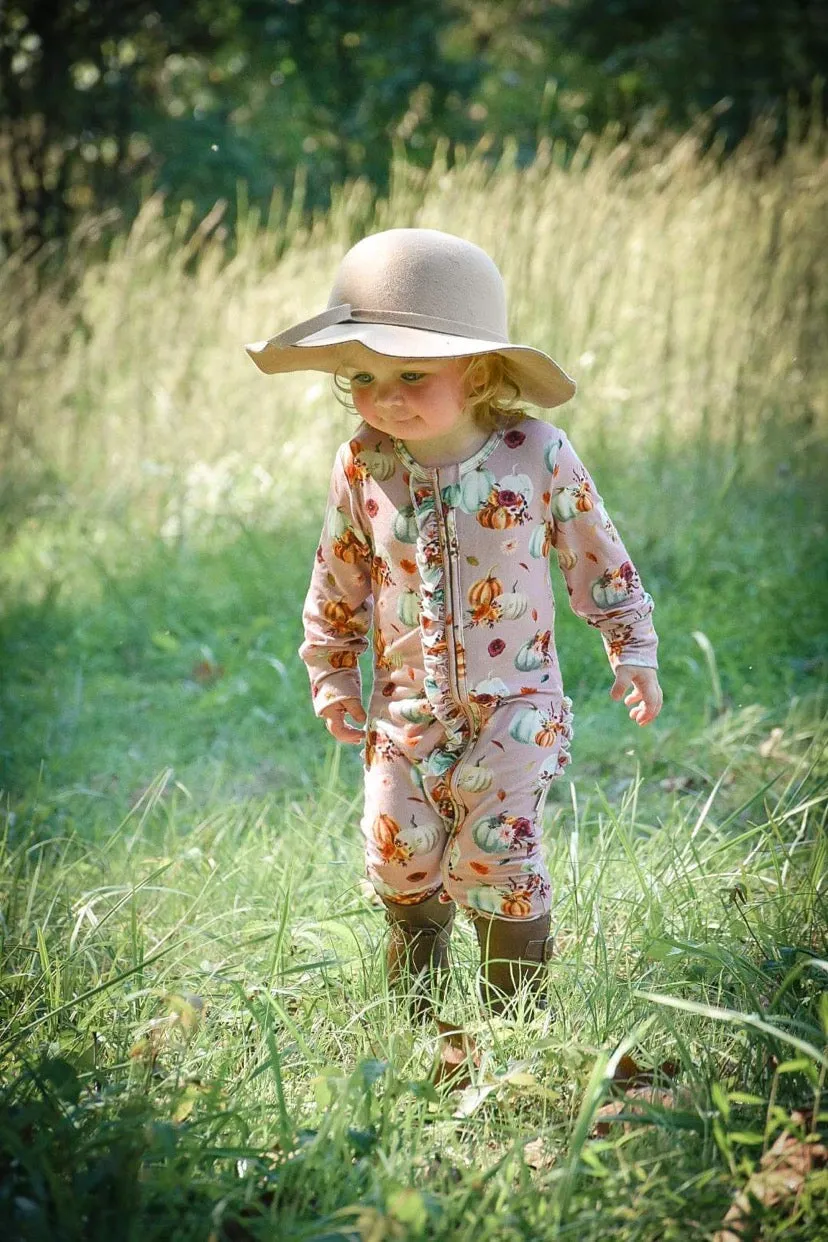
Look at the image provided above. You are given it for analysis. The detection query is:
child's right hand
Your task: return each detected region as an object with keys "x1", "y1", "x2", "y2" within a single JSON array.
[{"x1": 319, "y1": 698, "x2": 367, "y2": 744}]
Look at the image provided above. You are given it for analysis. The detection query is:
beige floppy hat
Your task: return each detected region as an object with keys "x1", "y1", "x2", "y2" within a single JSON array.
[{"x1": 245, "y1": 228, "x2": 575, "y2": 408}]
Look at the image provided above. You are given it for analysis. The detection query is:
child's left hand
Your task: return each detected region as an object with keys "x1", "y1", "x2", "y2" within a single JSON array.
[{"x1": 609, "y1": 665, "x2": 663, "y2": 726}]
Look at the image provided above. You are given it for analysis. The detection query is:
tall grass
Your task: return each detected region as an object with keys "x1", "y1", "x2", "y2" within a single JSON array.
[
  {"x1": 1, "y1": 123, "x2": 826, "y2": 536},
  {"x1": 1, "y1": 124, "x2": 827, "y2": 1239}
]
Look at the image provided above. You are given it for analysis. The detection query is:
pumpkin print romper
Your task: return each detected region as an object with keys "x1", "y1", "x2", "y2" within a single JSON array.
[{"x1": 300, "y1": 416, "x2": 659, "y2": 922}]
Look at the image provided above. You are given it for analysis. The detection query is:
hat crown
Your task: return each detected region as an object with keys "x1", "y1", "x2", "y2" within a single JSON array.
[{"x1": 327, "y1": 228, "x2": 509, "y2": 340}]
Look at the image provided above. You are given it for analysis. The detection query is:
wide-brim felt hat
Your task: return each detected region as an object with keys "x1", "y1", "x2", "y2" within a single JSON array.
[{"x1": 245, "y1": 227, "x2": 575, "y2": 408}]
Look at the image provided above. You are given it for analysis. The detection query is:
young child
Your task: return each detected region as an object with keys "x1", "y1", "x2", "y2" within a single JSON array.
[{"x1": 246, "y1": 228, "x2": 662, "y2": 1019}]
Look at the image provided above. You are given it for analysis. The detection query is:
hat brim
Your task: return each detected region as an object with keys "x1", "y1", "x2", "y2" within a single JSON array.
[{"x1": 245, "y1": 322, "x2": 576, "y2": 409}]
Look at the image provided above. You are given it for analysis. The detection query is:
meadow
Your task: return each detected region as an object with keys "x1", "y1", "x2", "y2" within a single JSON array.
[{"x1": 1, "y1": 124, "x2": 827, "y2": 1240}]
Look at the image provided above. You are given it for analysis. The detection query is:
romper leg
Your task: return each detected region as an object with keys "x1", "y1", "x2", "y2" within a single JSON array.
[
  {"x1": 434, "y1": 696, "x2": 571, "y2": 1015},
  {"x1": 361, "y1": 728, "x2": 449, "y2": 904},
  {"x1": 360, "y1": 726, "x2": 455, "y2": 1019}
]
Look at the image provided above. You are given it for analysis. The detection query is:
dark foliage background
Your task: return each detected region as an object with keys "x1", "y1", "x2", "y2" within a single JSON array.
[{"x1": 2, "y1": 0, "x2": 826, "y2": 252}]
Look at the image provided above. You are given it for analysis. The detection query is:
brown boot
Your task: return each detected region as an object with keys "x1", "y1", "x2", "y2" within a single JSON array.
[
  {"x1": 381, "y1": 892, "x2": 455, "y2": 1021},
  {"x1": 470, "y1": 911, "x2": 553, "y2": 1017}
]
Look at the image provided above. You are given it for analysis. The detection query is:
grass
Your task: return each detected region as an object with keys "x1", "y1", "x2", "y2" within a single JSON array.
[{"x1": 1, "y1": 122, "x2": 827, "y2": 1238}]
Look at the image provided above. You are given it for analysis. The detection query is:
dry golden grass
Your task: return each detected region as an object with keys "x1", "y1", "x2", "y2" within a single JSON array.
[{"x1": 1, "y1": 124, "x2": 826, "y2": 528}]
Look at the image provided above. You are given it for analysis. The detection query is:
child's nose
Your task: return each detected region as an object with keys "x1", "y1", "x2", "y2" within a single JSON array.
[{"x1": 374, "y1": 379, "x2": 404, "y2": 408}]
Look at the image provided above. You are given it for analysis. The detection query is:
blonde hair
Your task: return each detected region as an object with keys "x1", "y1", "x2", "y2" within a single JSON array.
[
  {"x1": 462, "y1": 353, "x2": 526, "y2": 431},
  {"x1": 331, "y1": 352, "x2": 528, "y2": 429}
]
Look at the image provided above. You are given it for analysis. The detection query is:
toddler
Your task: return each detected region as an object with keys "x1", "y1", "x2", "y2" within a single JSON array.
[{"x1": 246, "y1": 228, "x2": 662, "y2": 1019}]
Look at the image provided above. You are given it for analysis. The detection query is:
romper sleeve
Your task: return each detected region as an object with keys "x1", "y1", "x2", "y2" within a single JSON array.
[
  {"x1": 545, "y1": 432, "x2": 659, "y2": 671},
  {"x1": 299, "y1": 444, "x2": 374, "y2": 716}
]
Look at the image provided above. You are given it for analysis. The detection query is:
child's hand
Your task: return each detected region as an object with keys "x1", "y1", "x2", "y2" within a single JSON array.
[
  {"x1": 319, "y1": 698, "x2": 367, "y2": 744},
  {"x1": 609, "y1": 665, "x2": 663, "y2": 726}
]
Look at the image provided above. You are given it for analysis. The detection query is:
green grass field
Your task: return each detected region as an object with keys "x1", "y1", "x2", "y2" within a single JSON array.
[{"x1": 1, "y1": 128, "x2": 827, "y2": 1240}]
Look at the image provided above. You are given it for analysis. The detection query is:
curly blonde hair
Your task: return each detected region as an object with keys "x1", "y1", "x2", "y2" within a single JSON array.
[
  {"x1": 462, "y1": 353, "x2": 527, "y2": 431},
  {"x1": 331, "y1": 351, "x2": 528, "y2": 429}
]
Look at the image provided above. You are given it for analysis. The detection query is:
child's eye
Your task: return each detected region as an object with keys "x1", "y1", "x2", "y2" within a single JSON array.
[
  {"x1": 351, "y1": 373, "x2": 374, "y2": 386},
  {"x1": 401, "y1": 372, "x2": 426, "y2": 383}
]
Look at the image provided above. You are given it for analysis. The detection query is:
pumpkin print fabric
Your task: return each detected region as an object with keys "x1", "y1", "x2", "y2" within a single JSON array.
[{"x1": 300, "y1": 417, "x2": 658, "y2": 920}]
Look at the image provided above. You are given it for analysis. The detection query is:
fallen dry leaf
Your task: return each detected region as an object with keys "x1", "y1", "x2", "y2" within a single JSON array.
[
  {"x1": 612, "y1": 1053, "x2": 680, "y2": 1089},
  {"x1": 713, "y1": 1114, "x2": 827, "y2": 1241},
  {"x1": 659, "y1": 774, "x2": 697, "y2": 793},
  {"x1": 190, "y1": 659, "x2": 225, "y2": 684},
  {"x1": 523, "y1": 1135, "x2": 556, "y2": 1170},
  {"x1": 431, "y1": 1019, "x2": 480, "y2": 1091},
  {"x1": 592, "y1": 1085, "x2": 690, "y2": 1136}
]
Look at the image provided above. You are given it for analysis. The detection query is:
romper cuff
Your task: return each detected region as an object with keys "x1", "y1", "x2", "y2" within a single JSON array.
[{"x1": 310, "y1": 672, "x2": 364, "y2": 718}]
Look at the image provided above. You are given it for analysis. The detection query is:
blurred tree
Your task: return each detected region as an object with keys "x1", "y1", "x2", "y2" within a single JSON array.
[
  {"x1": 0, "y1": 0, "x2": 482, "y2": 253},
  {"x1": 1, "y1": 0, "x2": 825, "y2": 254},
  {"x1": 546, "y1": 0, "x2": 828, "y2": 146},
  {"x1": 0, "y1": 1, "x2": 237, "y2": 251}
]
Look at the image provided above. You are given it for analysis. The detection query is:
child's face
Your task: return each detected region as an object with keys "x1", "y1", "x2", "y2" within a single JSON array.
[{"x1": 344, "y1": 354, "x2": 472, "y2": 441}]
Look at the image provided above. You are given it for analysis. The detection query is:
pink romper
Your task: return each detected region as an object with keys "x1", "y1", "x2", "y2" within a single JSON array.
[{"x1": 300, "y1": 416, "x2": 658, "y2": 921}]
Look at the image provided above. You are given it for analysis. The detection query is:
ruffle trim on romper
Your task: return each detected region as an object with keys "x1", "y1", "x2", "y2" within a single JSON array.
[{"x1": 405, "y1": 478, "x2": 470, "y2": 768}]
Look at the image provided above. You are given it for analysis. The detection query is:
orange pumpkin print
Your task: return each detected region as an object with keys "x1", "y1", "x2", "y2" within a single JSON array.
[
  {"x1": 534, "y1": 723, "x2": 562, "y2": 747},
  {"x1": 572, "y1": 469, "x2": 594, "y2": 512},
  {"x1": 370, "y1": 553, "x2": 393, "y2": 586},
  {"x1": 372, "y1": 813, "x2": 411, "y2": 863},
  {"x1": 430, "y1": 779, "x2": 456, "y2": 822},
  {"x1": 332, "y1": 529, "x2": 366, "y2": 563},
  {"x1": 468, "y1": 599, "x2": 502, "y2": 628},
  {"x1": 502, "y1": 893, "x2": 533, "y2": 918},
  {"x1": 323, "y1": 598, "x2": 367, "y2": 637},
  {"x1": 477, "y1": 483, "x2": 530, "y2": 529},
  {"x1": 607, "y1": 623, "x2": 634, "y2": 660},
  {"x1": 329, "y1": 650, "x2": 357, "y2": 669},
  {"x1": 468, "y1": 572, "x2": 503, "y2": 607}
]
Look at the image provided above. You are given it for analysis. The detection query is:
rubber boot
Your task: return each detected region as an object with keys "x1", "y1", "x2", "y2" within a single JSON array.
[
  {"x1": 470, "y1": 911, "x2": 553, "y2": 1017},
  {"x1": 381, "y1": 892, "x2": 455, "y2": 1021}
]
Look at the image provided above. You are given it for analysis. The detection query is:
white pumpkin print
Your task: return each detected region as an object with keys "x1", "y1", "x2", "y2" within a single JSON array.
[
  {"x1": 459, "y1": 468, "x2": 496, "y2": 513},
  {"x1": 551, "y1": 488, "x2": 578, "y2": 522},
  {"x1": 544, "y1": 436, "x2": 563, "y2": 473},
  {"x1": 326, "y1": 506, "x2": 349, "y2": 539},
  {"x1": 466, "y1": 886, "x2": 503, "y2": 916},
  {"x1": 397, "y1": 589, "x2": 421, "y2": 627},
  {"x1": 356, "y1": 449, "x2": 395, "y2": 480},
  {"x1": 472, "y1": 815, "x2": 513, "y2": 853},
  {"x1": 457, "y1": 762, "x2": 494, "y2": 793},
  {"x1": 514, "y1": 639, "x2": 545, "y2": 671},
  {"x1": 471, "y1": 676, "x2": 510, "y2": 699},
  {"x1": 494, "y1": 591, "x2": 529, "y2": 621},
  {"x1": 529, "y1": 523, "x2": 552, "y2": 559},
  {"x1": 509, "y1": 706, "x2": 544, "y2": 744},
  {"x1": 396, "y1": 697, "x2": 433, "y2": 724},
  {"x1": 397, "y1": 819, "x2": 440, "y2": 856},
  {"x1": 591, "y1": 564, "x2": 637, "y2": 609},
  {"x1": 421, "y1": 748, "x2": 457, "y2": 776},
  {"x1": 498, "y1": 473, "x2": 534, "y2": 506},
  {"x1": 393, "y1": 505, "x2": 419, "y2": 543}
]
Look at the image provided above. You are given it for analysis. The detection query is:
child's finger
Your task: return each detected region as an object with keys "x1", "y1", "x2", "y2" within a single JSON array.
[
  {"x1": 609, "y1": 674, "x2": 631, "y2": 701},
  {"x1": 631, "y1": 696, "x2": 662, "y2": 726},
  {"x1": 326, "y1": 719, "x2": 362, "y2": 744}
]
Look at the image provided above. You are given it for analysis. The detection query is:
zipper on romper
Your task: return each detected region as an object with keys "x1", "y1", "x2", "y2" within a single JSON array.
[{"x1": 432, "y1": 469, "x2": 480, "y2": 810}]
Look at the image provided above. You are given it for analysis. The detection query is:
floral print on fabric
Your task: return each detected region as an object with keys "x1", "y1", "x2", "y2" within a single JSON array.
[{"x1": 300, "y1": 417, "x2": 658, "y2": 918}]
